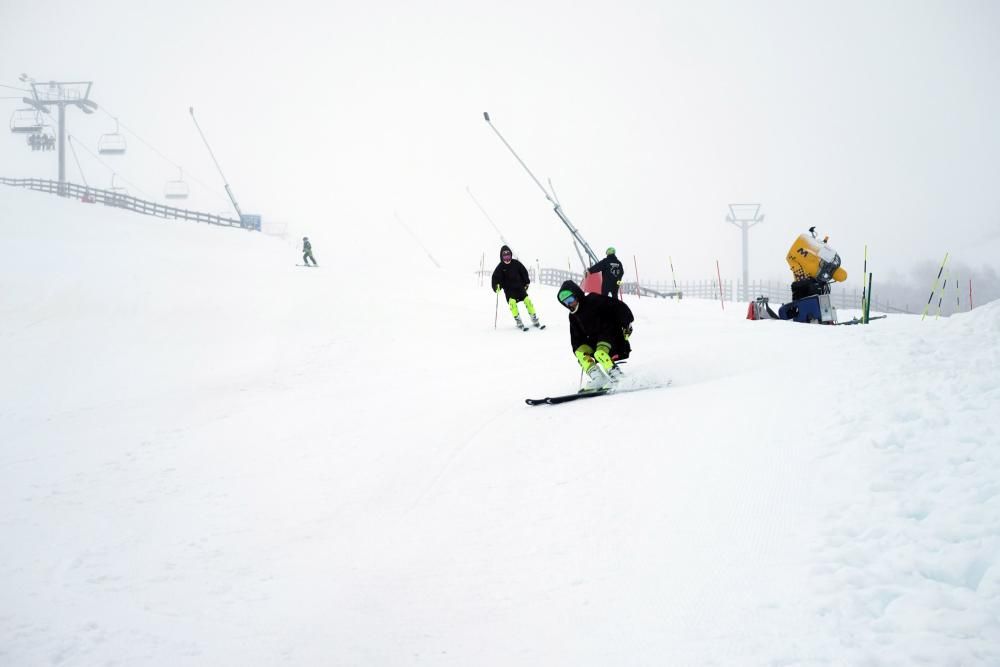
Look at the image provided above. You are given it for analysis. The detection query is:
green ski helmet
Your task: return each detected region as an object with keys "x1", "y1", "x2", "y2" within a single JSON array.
[{"x1": 606, "y1": 247, "x2": 616, "y2": 255}]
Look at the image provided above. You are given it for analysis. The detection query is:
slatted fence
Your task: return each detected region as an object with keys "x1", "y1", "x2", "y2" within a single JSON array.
[{"x1": 1, "y1": 177, "x2": 255, "y2": 230}]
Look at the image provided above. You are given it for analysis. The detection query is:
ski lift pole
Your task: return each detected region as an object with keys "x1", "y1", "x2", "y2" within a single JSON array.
[
  {"x1": 483, "y1": 112, "x2": 599, "y2": 266},
  {"x1": 189, "y1": 107, "x2": 243, "y2": 222}
]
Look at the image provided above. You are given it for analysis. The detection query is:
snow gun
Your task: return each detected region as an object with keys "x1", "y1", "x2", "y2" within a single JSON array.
[{"x1": 748, "y1": 227, "x2": 847, "y2": 324}]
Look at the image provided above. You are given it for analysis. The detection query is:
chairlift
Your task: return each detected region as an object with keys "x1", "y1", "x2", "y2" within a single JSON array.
[
  {"x1": 9, "y1": 108, "x2": 43, "y2": 134},
  {"x1": 109, "y1": 174, "x2": 128, "y2": 196},
  {"x1": 26, "y1": 126, "x2": 56, "y2": 152},
  {"x1": 164, "y1": 168, "x2": 190, "y2": 200},
  {"x1": 98, "y1": 118, "x2": 127, "y2": 155}
]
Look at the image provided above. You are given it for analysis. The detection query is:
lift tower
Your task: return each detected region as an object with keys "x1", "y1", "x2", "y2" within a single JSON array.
[
  {"x1": 725, "y1": 203, "x2": 765, "y2": 302},
  {"x1": 21, "y1": 79, "x2": 97, "y2": 195}
]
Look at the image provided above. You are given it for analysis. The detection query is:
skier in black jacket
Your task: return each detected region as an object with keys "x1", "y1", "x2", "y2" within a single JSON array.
[
  {"x1": 556, "y1": 279, "x2": 633, "y2": 389},
  {"x1": 586, "y1": 247, "x2": 625, "y2": 299},
  {"x1": 491, "y1": 245, "x2": 542, "y2": 329}
]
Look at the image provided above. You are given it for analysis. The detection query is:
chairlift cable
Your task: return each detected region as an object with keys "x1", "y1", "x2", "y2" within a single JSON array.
[
  {"x1": 96, "y1": 105, "x2": 230, "y2": 205},
  {"x1": 0, "y1": 82, "x2": 32, "y2": 92},
  {"x1": 69, "y1": 136, "x2": 152, "y2": 199},
  {"x1": 67, "y1": 135, "x2": 90, "y2": 188}
]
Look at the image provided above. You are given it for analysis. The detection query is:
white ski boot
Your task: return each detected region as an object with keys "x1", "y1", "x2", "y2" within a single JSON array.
[
  {"x1": 607, "y1": 363, "x2": 625, "y2": 384},
  {"x1": 583, "y1": 364, "x2": 611, "y2": 391}
]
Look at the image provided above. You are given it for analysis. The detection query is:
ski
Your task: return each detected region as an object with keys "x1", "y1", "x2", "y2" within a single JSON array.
[
  {"x1": 836, "y1": 314, "x2": 887, "y2": 326},
  {"x1": 525, "y1": 380, "x2": 671, "y2": 406}
]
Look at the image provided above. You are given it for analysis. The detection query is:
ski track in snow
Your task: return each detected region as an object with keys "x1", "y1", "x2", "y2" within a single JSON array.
[{"x1": 1, "y1": 187, "x2": 998, "y2": 665}]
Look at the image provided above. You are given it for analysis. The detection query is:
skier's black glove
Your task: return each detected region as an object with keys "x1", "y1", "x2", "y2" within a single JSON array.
[{"x1": 623, "y1": 324, "x2": 632, "y2": 341}]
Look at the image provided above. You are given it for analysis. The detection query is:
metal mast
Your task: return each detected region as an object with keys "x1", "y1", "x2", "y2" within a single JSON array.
[
  {"x1": 20, "y1": 79, "x2": 97, "y2": 195},
  {"x1": 483, "y1": 112, "x2": 599, "y2": 268},
  {"x1": 725, "y1": 203, "x2": 765, "y2": 302}
]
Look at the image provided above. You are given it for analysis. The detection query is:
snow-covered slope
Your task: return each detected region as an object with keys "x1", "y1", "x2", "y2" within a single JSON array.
[{"x1": 2, "y1": 187, "x2": 998, "y2": 665}]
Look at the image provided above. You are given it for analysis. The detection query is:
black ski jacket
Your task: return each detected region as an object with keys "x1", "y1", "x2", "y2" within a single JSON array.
[
  {"x1": 587, "y1": 254, "x2": 625, "y2": 292},
  {"x1": 560, "y1": 280, "x2": 633, "y2": 359},
  {"x1": 491, "y1": 245, "x2": 530, "y2": 301}
]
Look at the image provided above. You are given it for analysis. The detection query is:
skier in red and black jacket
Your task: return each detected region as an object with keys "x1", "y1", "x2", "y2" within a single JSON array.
[
  {"x1": 491, "y1": 245, "x2": 542, "y2": 329},
  {"x1": 586, "y1": 247, "x2": 625, "y2": 299},
  {"x1": 556, "y1": 279, "x2": 633, "y2": 390}
]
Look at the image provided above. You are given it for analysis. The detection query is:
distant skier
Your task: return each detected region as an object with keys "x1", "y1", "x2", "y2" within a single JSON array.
[
  {"x1": 491, "y1": 245, "x2": 542, "y2": 330},
  {"x1": 302, "y1": 237, "x2": 318, "y2": 266},
  {"x1": 556, "y1": 279, "x2": 633, "y2": 390},
  {"x1": 586, "y1": 247, "x2": 625, "y2": 299}
]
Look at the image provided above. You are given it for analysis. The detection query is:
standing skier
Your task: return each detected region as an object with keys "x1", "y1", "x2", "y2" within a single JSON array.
[
  {"x1": 556, "y1": 280, "x2": 633, "y2": 390},
  {"x1": 586, "y1": 247, "x2": 625, "y2": 299},
  {"x1": 302, "y1": 237, "x2": 318, "y2": 266},
  {"x1": 491, "y1": 245, "x2": 542, "y2": 330}
]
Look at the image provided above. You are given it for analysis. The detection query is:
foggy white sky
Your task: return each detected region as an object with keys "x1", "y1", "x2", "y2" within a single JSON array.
[{"x1": 2, "y1": 0, "x2": 998, "y2": 284}]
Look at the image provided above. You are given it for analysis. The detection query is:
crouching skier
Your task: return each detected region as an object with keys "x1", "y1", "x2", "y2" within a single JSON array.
[
  {"x1": 556, "y1": 280, "x2": 634, "y2": 390},
  {"x1": 491, "y1": 245, "x2": 543, "y2": 330}
]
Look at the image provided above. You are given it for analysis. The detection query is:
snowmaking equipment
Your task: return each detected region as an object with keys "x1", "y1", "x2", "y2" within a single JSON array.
[
  {"x1": 482, "y1": 112, "x2": 605, "y2": 294},
  {"x1": 748, "y1": 227, "x2": 848, "y2": 324}
]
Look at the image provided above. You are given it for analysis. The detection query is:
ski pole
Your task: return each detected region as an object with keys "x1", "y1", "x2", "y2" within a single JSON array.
[{"x1": 494, "y1": 289, "x2": 500, "y2": 329}]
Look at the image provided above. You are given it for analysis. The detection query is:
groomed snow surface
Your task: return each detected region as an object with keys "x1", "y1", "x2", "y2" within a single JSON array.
[{"x1": 2, "y1": 187, "x2": 998, "y2": 666}]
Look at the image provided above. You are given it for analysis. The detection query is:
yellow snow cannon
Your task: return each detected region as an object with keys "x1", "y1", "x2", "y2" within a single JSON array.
[
  {"x1": 774, "y1": 227, "x2": 848, "y2": 324},
  {"x1": 786, "y1": 229, "x2": 848, "y2": 284}
]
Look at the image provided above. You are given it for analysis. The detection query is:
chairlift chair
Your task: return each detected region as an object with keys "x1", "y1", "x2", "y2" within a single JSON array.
[
  {"x1": 164, "y1": 168, "x2": 190, "y2": 200},
  {"x1": 9, "y1": 108, "x2": 43, "y2": 134},
  {"x1": 98, "y1": 118, "x2": 127, "y2": 155},
  {"x1": 109, "y1": 174, "x2": 128, "y2": 196}
]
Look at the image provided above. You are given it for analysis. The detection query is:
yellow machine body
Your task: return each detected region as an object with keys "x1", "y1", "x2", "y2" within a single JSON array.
[{"x1": 786, "y1": 233, "x2": 848, "y2": 283}]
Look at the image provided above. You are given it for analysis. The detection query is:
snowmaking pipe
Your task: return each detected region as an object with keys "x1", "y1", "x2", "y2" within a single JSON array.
[
  {"x1": 190, "y1": 107, "x2": 243, "y2": 222},
  {"x1": 393, "y1": 211, "x2": 442, "y2": 269},
  {"x1": 482, "y1": 112, "x2": 599, "y2": 267},
  {"x1": 550, "y1": 176, "x2": 590, "y2": 272},
  {"x1": 466, "y1": 187, "x2": 509, "y2": 246}
]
